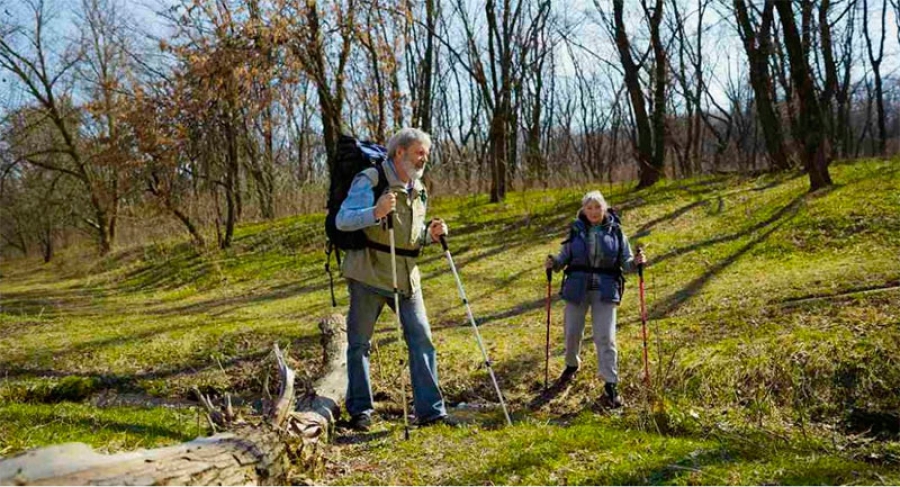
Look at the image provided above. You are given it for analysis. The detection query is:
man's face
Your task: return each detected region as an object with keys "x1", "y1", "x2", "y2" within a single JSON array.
[{"x1": 397, "y1": 141, "x2": 430, "y2": 181}]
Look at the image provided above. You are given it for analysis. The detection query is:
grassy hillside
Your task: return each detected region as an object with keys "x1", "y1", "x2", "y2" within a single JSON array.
[{"x1": 1, "y1": 158, "x2": 899, "y2": 484}]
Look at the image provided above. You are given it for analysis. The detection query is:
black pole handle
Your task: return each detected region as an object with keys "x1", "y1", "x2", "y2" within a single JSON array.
[
  {"x1": 546, "y1": 255, "x2": 553, "y2": 282},
  {"x1": 386, "y1": 211, "x2": 394, "y2": 229},
  {"x1": 439, "y1": 234, "x2": 449, "y2": 252},
  {"x1": 636, "y1": 244, "x2": 645, "y2": 279}
]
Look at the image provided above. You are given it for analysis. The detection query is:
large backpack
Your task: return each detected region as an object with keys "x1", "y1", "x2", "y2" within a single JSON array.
[
  {"x1": 324, "y1": 135, "x2": 389, "y2": 306},
  {"x1": 325, "y1": 135, "x2": 389, "y2": 251}
]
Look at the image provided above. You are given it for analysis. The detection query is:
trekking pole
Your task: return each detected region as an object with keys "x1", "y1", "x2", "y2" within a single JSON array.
[
  {"x1": 387, "y1": 212, "x2": 411, "y2": 440},
  {"x1": 440, "y1": 235, "x2": 513, "y2": 426},
  {"x1": 545, "y1": 260, "x2": 553, "y2": 391},
  {"x1": 637, "y1": 245, "x2": 650, "y2": 388}
]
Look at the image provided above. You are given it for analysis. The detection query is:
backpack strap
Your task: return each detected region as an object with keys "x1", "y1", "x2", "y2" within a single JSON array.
[
  {"x1": 365, "y1": 241, "x2": 421, "y2": 258},
  {"x1": 325, "y1": 241, "x2": 338, "y2": 307},
  {"x1": 613, "y1": 216, "x2": 626, "y2": 297},
  {"x1": 370, "y1": 162, "x2": 388, "y2": 200},
  {"x1": 360, "y1": 161, "x2": 421, "y2": 257},
  {"x1": 616, "y1": 224, "x2": 624, "y2": 269},
  {"x1": 564, "y1": 265, "x2": 621, "y2": 276}
]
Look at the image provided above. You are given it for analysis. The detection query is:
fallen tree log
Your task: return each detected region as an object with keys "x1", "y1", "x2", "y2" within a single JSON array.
[{"x1": 0, "y1": 314, "x2": 348, "y2": 486}]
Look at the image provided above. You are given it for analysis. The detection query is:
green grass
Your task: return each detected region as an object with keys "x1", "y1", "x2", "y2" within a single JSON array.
[
  {"x1": 1, "y1": 158, "x2": 899, "y2": 483},
  {"x1": 0, "y1": 402, "x2": 198, "y2": 456},
  {"x1": 331, "y1": 413, "x2": 900, "y2": 485}
]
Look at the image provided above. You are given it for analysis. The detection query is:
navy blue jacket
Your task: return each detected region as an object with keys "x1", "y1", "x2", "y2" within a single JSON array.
[{"x1": 550, "y1": 212, "x2": 635, "y2": 305}]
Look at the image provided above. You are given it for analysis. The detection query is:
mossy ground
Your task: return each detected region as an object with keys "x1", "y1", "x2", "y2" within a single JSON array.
[{"x1": 1, "y1": 158, "x2": 898, "y2": 484}]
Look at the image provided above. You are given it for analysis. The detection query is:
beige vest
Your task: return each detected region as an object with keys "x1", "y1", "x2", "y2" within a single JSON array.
[{"x1": 342, "y1": 160, "x2": 428, "y2": 296}]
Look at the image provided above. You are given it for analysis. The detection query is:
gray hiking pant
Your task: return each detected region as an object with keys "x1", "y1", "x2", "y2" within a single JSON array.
[{"x1": 564, "y1": 290, "x2": 618, "y2": 383}]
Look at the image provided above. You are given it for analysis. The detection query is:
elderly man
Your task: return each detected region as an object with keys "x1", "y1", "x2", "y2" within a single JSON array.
[{"x1": 335, "y1": 127, "x2": 452, "y2": 431}]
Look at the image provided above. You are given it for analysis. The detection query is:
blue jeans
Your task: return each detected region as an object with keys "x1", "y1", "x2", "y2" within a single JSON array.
[{"x1": 345, "y1": 279, "x2": 446, "y2": 422}]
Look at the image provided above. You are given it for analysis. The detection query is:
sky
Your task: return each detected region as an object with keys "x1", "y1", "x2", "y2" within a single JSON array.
[{"x1": 2, "y1": 0, "x2": 899, "y2": 120}]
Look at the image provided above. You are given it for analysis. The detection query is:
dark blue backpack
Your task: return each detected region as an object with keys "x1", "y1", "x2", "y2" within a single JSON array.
[
  {"x1": 325, "y1": 135, "x2": 389, "y2": 250},
  {"x1": 324, "y1": 135, "x2": 389, "y2": 306}
]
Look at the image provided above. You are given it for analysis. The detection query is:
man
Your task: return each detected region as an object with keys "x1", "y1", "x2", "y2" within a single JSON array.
[{"x1": 335, "y1": 127, "x2": 451, "y2": 431}]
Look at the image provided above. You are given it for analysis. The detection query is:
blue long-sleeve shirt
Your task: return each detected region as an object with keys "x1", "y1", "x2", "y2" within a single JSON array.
[
  {"x1": 335, "y1": 160, "x2": 430, "y2": 244},
  {"x1": 335, "y1": 170, "x2": 381, "y2": 232}
]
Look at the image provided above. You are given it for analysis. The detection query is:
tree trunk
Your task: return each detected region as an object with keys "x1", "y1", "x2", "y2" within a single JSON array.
[
  {"x1": 41, "y1": 230, "x2": 53, "y2": 263},
  {"x1": 0, "y1": 315, "x2": 348, "y2": 486},
  {"x1": 412, "y1": 0, "x2": 436, "y2": 133},
  {"x1": 171, "y1": 205, "x2": 206, "y2": 249},
  {"x1": 733, "y1": 0, "x2": 792, "y2": 171},
  {"x1": 818, "y1": 0, "x2": 838, "y2": 149},
  {"x1": 611, "y1": 0, "x2": 661, "y2": 189},
  {"x1": 92, "y1": 203, "x2": 112, "y2": 255},
  {"x1": 298, "y1": 0, "x2": 353, "y2": 174},
  {"x1": 489, "y1": 111, "x2": 508, "y2": 203},
  {"x1": 774, "y1": 1, "x2": 833, "y2": 191},
  {"x1": 863, "y1": 0, "x2": 887, "y2": 154},
  {"x1": 648, "y1": 0, "x2": 667, "y2": 183},
  {"x1": 222, "y1": 102, "x2": 240, "y2": 249}
]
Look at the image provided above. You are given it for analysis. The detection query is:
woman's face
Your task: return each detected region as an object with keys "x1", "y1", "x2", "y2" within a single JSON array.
[{"x1": 583, "y1": 200, "x2": 605, "y2": 225}]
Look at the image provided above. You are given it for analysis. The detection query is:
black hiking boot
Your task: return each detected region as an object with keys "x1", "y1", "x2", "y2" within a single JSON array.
[
  {"x1": 559, "y1": 365, "x2": 579, "y2": 383},
  {"x1": 348, "y1": 414, "x2": 373, "y2": 432},
  {"x1": 599, "y1": 382, "x2": 624, "y2": 409}
]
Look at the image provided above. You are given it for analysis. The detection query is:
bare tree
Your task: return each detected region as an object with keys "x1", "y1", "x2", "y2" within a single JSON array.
[
  {"x1": 0, "y1": 0, "x2": 125, "y2": 254},
  {"x1": 774, "y1": 0, "x2": 833, "y2": 190},
  {"x1": 862, "y1": 0, "x2": 887, "y2": 154},
  {"x1": 732, "y1": 0, "x2": 792, "y2": 171},
  {"x1": 448, "y1": 0, "x2": 551, "y2": 201},
  {"x1": 597, "y1": 0, "x2": 668, "y2": 189},
  {"x1": 407, "y1": 0, "x2": 438, "y2": 133},
  {"x1": 281, "y1": 0, "x2": 356, "y2": 172}
]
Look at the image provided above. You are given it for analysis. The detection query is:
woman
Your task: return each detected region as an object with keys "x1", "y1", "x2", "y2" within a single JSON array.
[{"x1": 545, "y1": 190, "x2": 645, "y2": 408}]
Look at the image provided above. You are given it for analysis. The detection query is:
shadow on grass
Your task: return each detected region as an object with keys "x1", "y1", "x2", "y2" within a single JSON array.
[
  {"x1": 528, "y1": 371, "x2": 577, "y2": 410},
  {"x1": 2, "y1": 348, "x2": 270, "y2": 383},
  {"x1": 646, "y1": 192, "x2": 807, "y2": 269},
  {"x1": 1, "y1": 332, "x2": 321, "y2": 396},
  {"x1": 332, "y1": 429, "x2": 392, "y2": 445},
  {"x1": 631, "y1": 199, "x2": 711, "y2": 240},
  {"x1": 1, "y1": 406, "x2": 194, "y2": 444},
  {"x1": 646, "y1": 193, "x2": 808, "y2": 320},
  {"x1": 0, "y1": 287, "x2": 114, "y2": 317},
  {"x1": 117, "y1": 247, "x2": 214, "y2": 292},
  {"x1": 144, "y1": 275, "x2": 332, "y2": 318}
]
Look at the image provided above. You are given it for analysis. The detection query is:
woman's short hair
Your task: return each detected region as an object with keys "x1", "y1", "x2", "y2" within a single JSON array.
[
  {"x1": 581, "y1": 190, "x2": 608, "y2": 213},
  {"x1": 387, "y1": 128, "x2": 432, "y2": 159}
]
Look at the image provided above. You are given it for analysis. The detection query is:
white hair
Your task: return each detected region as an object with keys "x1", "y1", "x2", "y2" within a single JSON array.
[
  {"x1": 386, "y1": 127, "x2": 432, "y2": 159},
  {"x1": 581, "y1": 190, "x2": 608, "y2": 213}
]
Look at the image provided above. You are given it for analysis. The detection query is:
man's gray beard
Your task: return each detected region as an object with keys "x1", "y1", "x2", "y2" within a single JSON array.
[{"x1": 401, "y1": 157, "x2": 425, "y2": 181}]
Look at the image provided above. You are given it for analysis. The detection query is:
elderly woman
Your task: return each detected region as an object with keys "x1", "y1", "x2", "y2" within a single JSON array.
[{"x1": 544, "y1": 190, "x2": 645, "y2": 408}]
